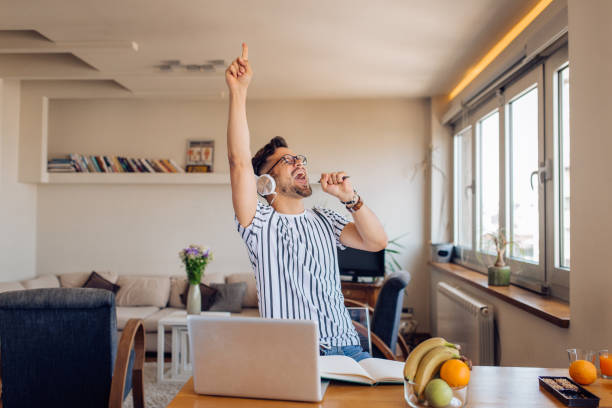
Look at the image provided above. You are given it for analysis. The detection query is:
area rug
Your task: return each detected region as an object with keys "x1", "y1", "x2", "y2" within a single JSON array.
[{"x1": 123, "y1": 362, "x2": 184, "y2": 408}]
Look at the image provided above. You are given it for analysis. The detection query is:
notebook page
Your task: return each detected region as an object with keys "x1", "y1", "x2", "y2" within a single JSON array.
[
  {"x1": 319, "y1": 355, "x2": 375, "y2": 382},
  {"x1": 358, "y1": 358, "x2": 404, "y2": 383}
]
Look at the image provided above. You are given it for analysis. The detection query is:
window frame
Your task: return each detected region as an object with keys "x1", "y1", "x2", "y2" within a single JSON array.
[
  {"x1": 451, "y1": 45, "x2": 570, "y2": 300},
  {"x1": 474, "y1": 101, "x2": 501, "y2": 255},
  {"x1": 545, "y1": 46, "x2": 570, "y2": 300},
  {"x1": 453, "y1": 125, "x2": 474, "y2": 252},
  {"x1": 503, "y1": 67, "x2": 546, "y2": 286}
]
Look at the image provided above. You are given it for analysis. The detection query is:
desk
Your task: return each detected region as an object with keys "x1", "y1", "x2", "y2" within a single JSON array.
[{"x1": 167, "y1": 367, "x2": 612, "y2": 407}]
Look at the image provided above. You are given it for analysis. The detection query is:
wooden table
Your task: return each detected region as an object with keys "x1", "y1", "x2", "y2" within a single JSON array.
[{"x1": 167, "y1": 367, "x2": 612, "y2": 407}]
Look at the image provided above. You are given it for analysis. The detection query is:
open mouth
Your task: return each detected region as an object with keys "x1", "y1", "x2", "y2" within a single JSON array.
[{"x1": 293, "y1": 170, "x2": 307, "y2": 183}]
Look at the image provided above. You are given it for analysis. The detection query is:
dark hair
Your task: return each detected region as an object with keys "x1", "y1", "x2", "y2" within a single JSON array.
[{"x1": 252, "y1": 136, "x2": 288, "y2": 175}]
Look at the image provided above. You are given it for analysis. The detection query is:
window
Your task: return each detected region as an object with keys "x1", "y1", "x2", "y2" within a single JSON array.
[
  {"x1": 452, "y1": 45, "x2": 569, "y2": 299},
  {"x1": 454, "y1": 128, "x2": 473, "y2": 249},
  {"x1": 557, "y1": 66, "x2": 570, "y2": 269},
  {"x1": 476, "y1": 110, "x2": 499, "y2": 251},
  {"x1": 507, "y1": 87, "x2": 540, "y2": 263}
]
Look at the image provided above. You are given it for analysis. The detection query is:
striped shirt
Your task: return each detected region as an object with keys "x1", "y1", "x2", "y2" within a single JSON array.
[{"x1": 235, "y1": 201, "x2": 360, "y2": 347}]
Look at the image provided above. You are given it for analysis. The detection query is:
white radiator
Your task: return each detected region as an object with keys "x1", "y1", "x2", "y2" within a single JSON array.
[{"x1": 436, "y1": 282, "x2": 495, "y2": 366}]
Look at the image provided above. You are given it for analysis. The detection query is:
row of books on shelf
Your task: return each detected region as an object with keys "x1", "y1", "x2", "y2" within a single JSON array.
[{"x1": 47, "y1": 154, "x2": 185, "y2": 173}]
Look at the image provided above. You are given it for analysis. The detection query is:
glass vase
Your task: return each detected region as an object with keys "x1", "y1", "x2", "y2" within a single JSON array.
[{"x1": 186, "y1": 283, "x2": 201, "y2": 315}]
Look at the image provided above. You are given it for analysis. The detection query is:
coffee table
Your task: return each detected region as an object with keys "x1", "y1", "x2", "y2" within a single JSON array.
[{"x1": 157, "y1": 310, "x2": 231, "y2": 383}]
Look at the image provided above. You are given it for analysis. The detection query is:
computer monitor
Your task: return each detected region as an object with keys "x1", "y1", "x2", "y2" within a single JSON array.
[{"x1": 337, "y1": 247, "x2": 385, "y2": 282}]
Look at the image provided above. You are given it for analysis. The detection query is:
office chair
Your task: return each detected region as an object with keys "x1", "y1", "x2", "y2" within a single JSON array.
[
  {"x1": 0, "y1": 288, "x2": 145, "y2": 408},
  {"x1": 345, "y1": 270, "x2": 412, "y2": 361}
]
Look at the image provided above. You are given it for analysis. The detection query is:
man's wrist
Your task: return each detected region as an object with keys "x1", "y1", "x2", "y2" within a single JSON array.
[
  {"x1": 230, "y1": 89, "x2": 247, "y2": 101},
  {"x1": 340, "y1": 190, "x2": 358, "y2": 205},
  {"x1": 346, "y1": 195, "x2": 363, "y2": 213}
]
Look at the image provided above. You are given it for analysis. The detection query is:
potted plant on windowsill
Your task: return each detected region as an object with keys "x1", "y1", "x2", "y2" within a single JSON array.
[{"x1": 484, "y1": 230, "x2": 513, "y2": 286}]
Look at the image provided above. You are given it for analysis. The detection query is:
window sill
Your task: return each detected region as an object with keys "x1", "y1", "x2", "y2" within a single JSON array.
[{"x1": 430, "y1": 261, "x2": 570, "y2": 328}]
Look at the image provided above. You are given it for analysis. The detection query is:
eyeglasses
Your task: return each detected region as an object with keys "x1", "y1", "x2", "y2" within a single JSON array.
[{"x1": 266, "y1": 154, "x2": 307, "y2": 174}]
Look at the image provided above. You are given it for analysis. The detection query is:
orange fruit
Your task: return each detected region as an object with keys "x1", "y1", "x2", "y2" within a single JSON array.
[
  {"x1": 569, "y1": 360, "x2": 597, "y2": 385},
  {"x1": 440, "y1": 359, "x2": 470, "y2": 388}
]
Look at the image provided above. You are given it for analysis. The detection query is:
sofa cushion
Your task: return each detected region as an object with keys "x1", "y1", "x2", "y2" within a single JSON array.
[
  {"x1": 142, "y1": 307, "x2": 184, "y2": 332},
  {"x1": 82, "y1": 271, "x2": 120, "y2": 294},
  {"x1": 20, "y1": 275, "x2": 60, "y2": 290},
  {"x1": 0, "y1": 281, "x2": 25, "y2": 294},
  {"x1": 168, "y1": 272, "x2": 225, "y2": 308},
  {"x1": 209, "y1": 282, "x2": 247, "y2": 313},
  {"x1": 59, "y1": 271, "x2": 118, "y2": 288},
  {"x1": 225, "y1": 273, "x2": 258, "y2": 307},
  {"x1": 116, "y1": 306, "x2": 160, "y2": 330},
  {"x1": 168, "y1": 277, "x2": 187, "y2": 308},
  {"x1": 116, "y1": 276, "x2": 170, "y2": 307}
]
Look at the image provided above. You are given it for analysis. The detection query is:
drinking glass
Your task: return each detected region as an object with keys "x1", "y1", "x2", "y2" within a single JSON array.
[
  {"x1": 567, "y1": 348, "x2": 595, "y2": 365},
  {"x1": 599, "y1": 350, "x2": 612, "y2": 379},
  {"x1": 404, "y1": 379, "x2": 468, "y2": 408}
]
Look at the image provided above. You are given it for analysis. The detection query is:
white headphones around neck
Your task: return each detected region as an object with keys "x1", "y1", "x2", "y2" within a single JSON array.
[{"x1": 255, "y1": 174, "x2": 277, "y2": 204}]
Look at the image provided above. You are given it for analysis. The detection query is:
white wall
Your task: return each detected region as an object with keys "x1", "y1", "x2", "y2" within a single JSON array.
[
  {"x1": 0, "y1": 79, "x2": 37, "y2": 282},
  {"x1": 566, "y1": 0, "x2": 612, "y2": 353},
  {"x1": 37, "y1": 97, "x2": 433, "y2": 330},
  {"x1": 429, "y1": 96, "x2": 452, "y2": 244}
]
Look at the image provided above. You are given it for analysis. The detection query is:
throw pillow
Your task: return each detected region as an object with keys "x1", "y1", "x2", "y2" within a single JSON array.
[
  {"x1": 82, "y1": 271, "x2": 121, "y2": 294},
  {"x1": 209, "y1": 282, "x2": 247, "y2": 313},
  {"x1": 225, "y1": 273, "x2": 258, "y2": 307},
  {"x1": 180, "y1": 283, "x2": 218, "y2": 311}
]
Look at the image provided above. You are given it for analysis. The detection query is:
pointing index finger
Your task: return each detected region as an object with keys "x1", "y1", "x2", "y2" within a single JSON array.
[{"x1": 241, "y1": 43, "x2": 249, "y2": 60}]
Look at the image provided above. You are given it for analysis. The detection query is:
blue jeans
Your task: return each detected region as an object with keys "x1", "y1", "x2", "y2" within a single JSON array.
[{"x1": 320, "y1": 345, "x2": 372, "y2": 362}]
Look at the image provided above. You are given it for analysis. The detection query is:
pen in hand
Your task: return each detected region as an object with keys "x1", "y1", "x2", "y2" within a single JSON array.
[{"x1": 317, "y1": 176, "x2": 350, "y2": 184}]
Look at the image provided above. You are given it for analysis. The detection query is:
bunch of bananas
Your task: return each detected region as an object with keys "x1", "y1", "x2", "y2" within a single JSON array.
[{"x1": 403, "y1": 337, "x2": 467, "y2": 399}]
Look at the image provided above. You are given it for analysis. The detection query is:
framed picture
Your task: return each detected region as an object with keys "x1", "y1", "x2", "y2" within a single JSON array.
[{"x1": 186, "y1": 140, "x2": 214, "y2": 173}]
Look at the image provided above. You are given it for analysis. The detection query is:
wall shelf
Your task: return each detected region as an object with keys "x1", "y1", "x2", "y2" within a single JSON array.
[{"x1": 42, "y1": 172, "x2": 230, "y2": 185}]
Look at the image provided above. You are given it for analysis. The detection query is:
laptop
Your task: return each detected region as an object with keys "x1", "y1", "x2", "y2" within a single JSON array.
[{"x1": 187, "y1": 316, "x2": 329, "y2": 402}]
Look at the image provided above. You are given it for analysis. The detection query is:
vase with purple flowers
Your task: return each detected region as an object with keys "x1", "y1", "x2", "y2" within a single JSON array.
[{"x1": 179, "y1": 244, "x2": 213, "y2": 315}]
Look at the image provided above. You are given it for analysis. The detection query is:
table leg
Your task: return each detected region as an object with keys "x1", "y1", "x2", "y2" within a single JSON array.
[
  {"x1": 171, "y1": 326, "x2": 179, "y2": 379},
  {"x1": 157, "y1": 322, "x2": 165, "y2": 383},
  {"x1": 185, "y1": 329, "x2": 192, "y2": 372},
  {"x1": 180, "y1": 329, "x2": 188, "y2": 375}
]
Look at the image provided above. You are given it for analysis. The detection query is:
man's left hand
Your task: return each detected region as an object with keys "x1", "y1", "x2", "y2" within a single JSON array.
[{"x1": 320, "y1": 172, "x2": 354, "y2": 202}]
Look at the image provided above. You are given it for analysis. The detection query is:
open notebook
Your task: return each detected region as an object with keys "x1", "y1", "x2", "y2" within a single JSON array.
[{"x1": 319, "y1": 355, "x2": 404, "y2": 385}]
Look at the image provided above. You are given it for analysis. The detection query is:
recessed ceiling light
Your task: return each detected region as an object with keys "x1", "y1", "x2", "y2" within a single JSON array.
[{"x1": 156, "y1": 60, "x2": 222, "y2": 73}]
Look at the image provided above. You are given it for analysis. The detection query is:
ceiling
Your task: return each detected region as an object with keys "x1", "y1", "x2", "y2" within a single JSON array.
[{"x1": 0, "y1": 0, "x2": 539, "y2": 99}]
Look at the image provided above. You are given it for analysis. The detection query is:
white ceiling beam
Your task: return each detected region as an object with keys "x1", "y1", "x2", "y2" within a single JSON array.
[{"x1": 0, "y1": 40, "x2": 138, "y2": 53}]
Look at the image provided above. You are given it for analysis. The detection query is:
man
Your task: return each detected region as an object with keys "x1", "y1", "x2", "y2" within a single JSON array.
[{"x1": 226, "y1": 43, "x2": 388, "y2": 361}]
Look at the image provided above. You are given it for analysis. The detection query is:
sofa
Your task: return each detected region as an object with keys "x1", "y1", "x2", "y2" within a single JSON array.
[{"x1": 0, "y1": 271, "x2": 260, "y2": 353}]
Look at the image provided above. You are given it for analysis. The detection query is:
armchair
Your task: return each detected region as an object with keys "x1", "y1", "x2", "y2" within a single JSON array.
[
  {"x1": 0, "y1": 288, "x2": 145, "y2": 408},
  {"x1": 345, "y1": 271, "x2": 411, "y2": 361}
]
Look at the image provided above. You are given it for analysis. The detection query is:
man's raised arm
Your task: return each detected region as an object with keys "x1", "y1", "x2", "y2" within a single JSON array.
[{"x1": 226, "y1": 43, "x2": 257, "y2": 227}]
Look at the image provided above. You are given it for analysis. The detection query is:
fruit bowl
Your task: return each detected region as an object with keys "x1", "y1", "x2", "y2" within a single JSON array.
[{"x1": 404, "y1": 379, "x2": 468, "y2": 408}]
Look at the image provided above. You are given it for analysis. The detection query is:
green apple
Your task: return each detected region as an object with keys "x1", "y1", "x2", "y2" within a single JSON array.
[{"x1": 424, "y1": 379, "x2": 453, "y2": 407}]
